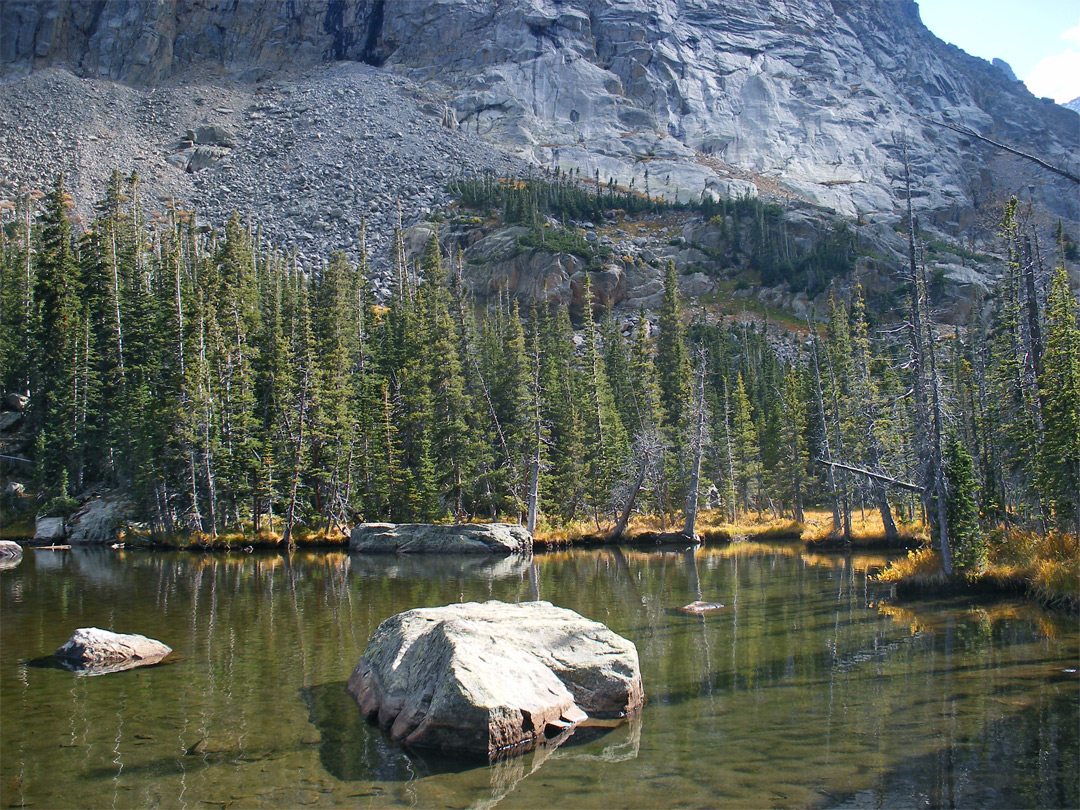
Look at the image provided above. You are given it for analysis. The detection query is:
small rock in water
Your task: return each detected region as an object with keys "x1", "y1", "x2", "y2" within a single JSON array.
[
  {"x1": 680, "y1": 600, "x2": 725, "y2": 614},
  {"x1": 54, "y1": 627, "x2": 172, "y2": 675}
]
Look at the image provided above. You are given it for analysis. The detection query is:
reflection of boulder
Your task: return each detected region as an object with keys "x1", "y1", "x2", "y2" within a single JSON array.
[
  {"x1": 54, "y1": 627, "x2": 171, "y2": 676},
  {"x1": 348, "y1": 552, "x2": 531, "y2": 581},
  {"x1": 347, "y1": 600, "x2": 643, "y2": 760},
  {"x1": 0, "y1": 540, "x2": 22, "y2": 570},
  {"x1": 302, "y1": 681, "x2": 428, "y2": 783},
  {"x1": 350, "y1": 523, "x2": 531, "y2": 554}
]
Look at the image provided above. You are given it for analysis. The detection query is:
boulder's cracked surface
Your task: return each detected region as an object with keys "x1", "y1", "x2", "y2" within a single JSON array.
[{"x1": 347, "y1": 600, "x2": 643, "y2": 759}]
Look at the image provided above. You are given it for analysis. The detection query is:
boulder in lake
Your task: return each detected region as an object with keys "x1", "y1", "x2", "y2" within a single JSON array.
[
  {"x1": 350, "y1": 522, "x2": 532, "y2": 555},
  {"x1": 347, "y1": 600, "x2": 643, "y2": 760},
  {"x1": 54, "y1": 627, "x2": 172, "y2": 675}
]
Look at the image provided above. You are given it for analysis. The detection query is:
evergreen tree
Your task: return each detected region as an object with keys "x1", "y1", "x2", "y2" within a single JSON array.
[
  {"x1": 946, "y1": 432, "x2": 983, "y2": 570},
  {"x1": 578, "y1": 272, "x2": 628, "y2": 525},
  {"x1": 730, "y1": 372, "x2": 761, "y2": 516},
  {"x1": 30, "y1": 175, "x2": 81, "y2": 492},
  {"x1": 656, "y1": 260, "x2": 692, "y2": 451},
  {"x1": 1038, "y1": 265, "x2": 1080, "y2": 532}
]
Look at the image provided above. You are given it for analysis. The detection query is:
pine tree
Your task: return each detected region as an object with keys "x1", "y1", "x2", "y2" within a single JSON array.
[
  {"x1": 539, "y1": 303, "x2": 584, "y2": 521},
  {"x1": 731, "y1": 372, "x2": 761, "y2": 516},
  {"x1": 946, "y1": 432, "x2": 983, "y2": 569},
  {"x1": 31, "y1": 175, "x2": 82, "y2": 493},
  {"x1": 778, "y1": 363, "x2": 808, "y2": 522},
  {"x1": 309, "y1": 251, "x2": 361, "y2": 529},
  {"x1": 1037, "y1": 265, "x2": 1080, "y2": 532},
  {"x1": 656, "y1": 261, "x2": 692, "y2": 473},
  {"x1": 417, "y1": 233, "x2": 471, "y2": 518},
  {"x1": 579, "y1": 272, "x2": 628, "y2": 526}
]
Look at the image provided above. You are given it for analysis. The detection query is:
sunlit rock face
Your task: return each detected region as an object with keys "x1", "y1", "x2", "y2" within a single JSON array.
[{"x1": 3, "y1": 0, "x2": 1076, "y2": 225}]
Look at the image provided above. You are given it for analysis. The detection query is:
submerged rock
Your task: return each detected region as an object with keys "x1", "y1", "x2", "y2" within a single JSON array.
[
  {"x1": 680, "y1": 601, "x2": 725, "y2": 615},
  {"x1": 350, "y1": 522, "x2": 532, "y2": 555},
  {"x1": 54, "y1": 627, "x2": 172, "y2": 675},
  {"x1": 0, "y1": 540, "x2": 23, "y2": 570},
  {"x1": 347, "y1": 600, "x2": 643, "y2": 760}
]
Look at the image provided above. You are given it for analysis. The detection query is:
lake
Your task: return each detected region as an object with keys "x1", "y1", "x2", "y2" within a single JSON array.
[{"x1": 1, "y1": 542, "x2": 1077, "y2": 809}]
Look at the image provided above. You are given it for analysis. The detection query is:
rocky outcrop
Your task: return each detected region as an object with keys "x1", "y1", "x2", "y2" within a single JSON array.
[
  {"x1": 347, "y1": 600, "x2": 643, "y2": 759},
  {"x1": 54, "y1": 627, "x2": 172, "y2": 675},
  {"x1": 33, "y1": 516, "x2": 65, "y2": 544},
  {"x1": 350, "y1": 522, "x2": 532, "y2": 555},
  {"x1": 67, "y1": 491, "x2": 134, "y2": 544}
]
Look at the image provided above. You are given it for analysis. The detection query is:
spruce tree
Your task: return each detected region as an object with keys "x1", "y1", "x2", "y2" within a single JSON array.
[
  {"x1": 946, "y1": 432, "x2": 983, "y2": 570},
  {"x1": 1037, "y1": 265, "x2": 1080, "y2": 532},
  {"x1": 579, "y1": 272, "x2": 628, "y2": 525},
  {"x1": 31, "y1": 175, "x2": 81, "y2": 493}
]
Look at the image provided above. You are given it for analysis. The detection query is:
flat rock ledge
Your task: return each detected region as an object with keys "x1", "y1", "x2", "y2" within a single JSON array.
[
  {"x1": 347, "y1": 600, "x2": 643, "y2": 760},
  {"x1": 350, "y1": 522, "x2": 532, "y2": 555},
  {"x1": 54, "y1": 627, "x2": 172, "y2": 675}
]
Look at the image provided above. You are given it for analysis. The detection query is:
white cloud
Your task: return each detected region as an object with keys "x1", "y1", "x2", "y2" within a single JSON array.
[
  {"x1": 1025, "y1": 49, "x2": 1080, "y2": 103},
  {"x1": 1024, "y1": 18, "x2": 1080, "y2": 103}
]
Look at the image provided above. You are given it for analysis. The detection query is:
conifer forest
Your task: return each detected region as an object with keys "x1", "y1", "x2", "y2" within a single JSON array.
[{"x1": 2, "y1": 169, "x2": 1077, "y2": 577}]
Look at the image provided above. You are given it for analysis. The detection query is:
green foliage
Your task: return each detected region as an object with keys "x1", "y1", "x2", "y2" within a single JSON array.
[
  {"x1": 3, "y1": 174, "x2": 1072, "y2": 548},
  {"x1": 517, "y1": 226, "x2": 612, "y2": 267},
  {"x1": 946, "y1": 432, "x2": 984, "y2": 570},
  {"x1": 1038, "y1": 265, "x2": 1080, "y2": 530}
]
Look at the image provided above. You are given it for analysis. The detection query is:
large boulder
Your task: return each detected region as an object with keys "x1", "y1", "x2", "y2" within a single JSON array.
[
  {"x1": 347, "y1": 600, "x2": 643, "y2": 760},
  {"x1": 54, "y1": 627, "x2": 172, "y2": 675},
  {"x1": 67, "y1": 492, "x2": 134, "y2": 543},
  {"x1": 350, "y1": 523, "x2": 532, "y2": 555},
  {"x1": 33, "y1": 516, "x2": 65, "y2": 544}
]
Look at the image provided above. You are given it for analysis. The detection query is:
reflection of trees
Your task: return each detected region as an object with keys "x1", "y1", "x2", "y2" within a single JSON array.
[{"x1": 2, "y1": 546, "x2": 1077, "y2": 809}]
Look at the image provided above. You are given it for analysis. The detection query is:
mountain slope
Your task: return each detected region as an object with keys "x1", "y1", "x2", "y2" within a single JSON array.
[{"x1": 1, "y1": 0, "x2": 1076, "y2": 306}]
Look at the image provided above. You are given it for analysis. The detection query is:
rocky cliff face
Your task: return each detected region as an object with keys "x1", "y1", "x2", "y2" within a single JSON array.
[
  {"x1": 4, "y1": 0, "x2": 1077, "y2": 223},
  {"x1": 1, "y1": 0, "x2": 1076, "y2": 314}
]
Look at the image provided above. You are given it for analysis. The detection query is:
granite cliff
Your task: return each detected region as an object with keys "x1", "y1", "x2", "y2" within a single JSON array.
[{"x1": 1, "y1": 0, "x2": 1077, "y2": 308}]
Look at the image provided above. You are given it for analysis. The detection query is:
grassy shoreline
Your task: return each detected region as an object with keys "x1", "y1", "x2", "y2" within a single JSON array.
[{"x1": 876, "y1": 530, "x2": 1080, "y2": 615}]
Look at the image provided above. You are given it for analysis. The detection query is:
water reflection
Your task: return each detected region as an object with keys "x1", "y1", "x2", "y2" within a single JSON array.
[
  {"x1": 1, "y1": 543, "x2": 1076, "y2": 809},
  {"x1": 348, "y1": 551, "x2": 533, "y2": 581}
]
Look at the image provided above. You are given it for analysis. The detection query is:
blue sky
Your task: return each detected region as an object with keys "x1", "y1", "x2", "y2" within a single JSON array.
[{"x1": 918, "y1": 0, "x2": 1080, "y2": 103}]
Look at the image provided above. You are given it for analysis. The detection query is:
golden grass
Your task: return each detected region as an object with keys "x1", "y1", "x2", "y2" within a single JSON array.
[
  {"x1": 533, "y1": 509, "x2": 805, "y2": 545},
  {"x1": 875, "y1": 547, "x2": 945, "y2": 585},
  {"x1": 875, "y1": 527, "x2": 1078, "y2": 610},
  {"x1": 802, "y1": 508, "x2": 928, "y2": 546},
  {"x1": 127, "y1": 524, "x2": 349, "y2": 550}
]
